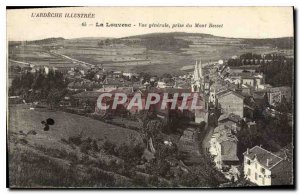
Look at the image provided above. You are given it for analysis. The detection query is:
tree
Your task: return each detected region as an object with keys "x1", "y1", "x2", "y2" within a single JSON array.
[
  {"x1": 276, "y1": 96, "x2": 291, "y2": 113},
  {"x1": 161, "y1": 73, "x2": 172, "y2": 79},
  {"x1": 144, "y1": 119, "x2": 163, "y2": 139},
  {"x1": 98, "y1": 41, "x2": 104, "y2": 47},
  {"x1": 47, "y1": 88, "x2": 66, "y2": 109},
  {"x1": 84, "y1": 70, "x2": 96, "y2": 80}
]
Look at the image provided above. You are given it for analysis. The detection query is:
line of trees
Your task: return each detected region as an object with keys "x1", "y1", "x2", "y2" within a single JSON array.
[{"x1": 227, "y1": 53, "x2": 288, "y2": 66}]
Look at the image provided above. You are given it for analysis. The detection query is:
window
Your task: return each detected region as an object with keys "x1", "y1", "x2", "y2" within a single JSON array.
[
  {"x1": 247, "y1": 168, "x2": 251, "y2": 176},
  {"x1": 262, "y1": 178, "x2": 265, "y2": 185},
  {"x1": 247, "y1": 159, "x2": 251, "y2": 165},
  {"x1": 261, "y1": 168, "x2": 265, "y2": 174},
  {"x1": 255, "y1": 173, "x2": 258, "y2": 180},
  {"x1": 255, "y1": 163, "x2": 257, "y2": 169}
]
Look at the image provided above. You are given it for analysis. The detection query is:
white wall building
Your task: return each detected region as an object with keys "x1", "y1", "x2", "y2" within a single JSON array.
[{"x1": 243, "y1": 146, "x2": 292, "y2": 186}]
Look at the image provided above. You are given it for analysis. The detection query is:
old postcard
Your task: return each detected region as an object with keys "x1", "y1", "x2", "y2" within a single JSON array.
[{"x1": 7, "y1": 7, "x2": 294, "y2": 188}]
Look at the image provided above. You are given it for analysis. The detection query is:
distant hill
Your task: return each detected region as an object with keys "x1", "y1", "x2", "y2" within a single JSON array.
[
  {"x1": 122, "y1": 32, "x2": 215, "y2": 39},
  {"x1": 9, "y1": 33, "x2": 294, "y2": 50},
  {"x1": 9, "y1": 37, "x2": 65, "y2": 46},
  {"x1": 118, "y1": 32, "x2": 294, "y2": 50}
]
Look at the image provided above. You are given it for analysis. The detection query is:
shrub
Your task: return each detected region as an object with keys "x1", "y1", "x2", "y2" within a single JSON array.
[
  {"x1": 91, "y1": 140, "x2": 100, "y2": 152},
  {"x1": 68, "y1": 135, "x2": 82, "y2": 146},
  {"x1": 102, "y1": 140, "x2": 116, "y2": 155},
  {"x1": 80, "y1": 139, "x2": 92, "y2": 154},
  {"x1": 61, "y1": 138, "x2": 69, "y2": 144},
  {"x1": 19, "y1": 138, "x2": 28, "y2": 145}
]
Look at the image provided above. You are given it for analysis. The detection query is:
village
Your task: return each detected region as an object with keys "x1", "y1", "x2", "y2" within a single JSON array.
[{"x1": 8, "y1": 51, "x2": 294, "y2": 187}]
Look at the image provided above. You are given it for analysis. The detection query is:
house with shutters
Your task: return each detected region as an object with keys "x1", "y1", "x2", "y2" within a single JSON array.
[{"x1": 243, "y1": 145, "x2": 293, "y2": 186}]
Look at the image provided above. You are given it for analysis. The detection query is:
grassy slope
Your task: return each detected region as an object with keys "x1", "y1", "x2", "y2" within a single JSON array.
[
  {"x1": 8, "y1": 105, "x2": 143, "y2": 188},
  {"x1": 8, "y1": 105, "x2": 142, "y2": 144}
]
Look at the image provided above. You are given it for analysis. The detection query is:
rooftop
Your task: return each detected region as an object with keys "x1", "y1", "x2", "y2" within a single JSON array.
[
  {"x1": 212, "y1": 124, "x2": 238, "y2": 143},
  {"x1": 218, "y1": 113, "x2": 241, "y2": 123},
  {"x1": 217, "y1": 90, "x2": 245, "y2": 100},
  {"x1": 243, "y1": 146, "x2": 283, "y2": 169}
]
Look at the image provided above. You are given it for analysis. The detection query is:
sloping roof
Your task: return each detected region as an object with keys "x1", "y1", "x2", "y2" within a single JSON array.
[
  {"x1": 213, "y1": 124, "x2": 238, "y2": 144},
  {"x1": 218, "y1": 113, "x2": 241, "y2": 123},
  {"x1": 216, "y1": 89, "x2": 230, "y2": 97},
  {"x1": 216, "y1": 131, "x2": 237, "y2": 143},
  {"x1": 222, "y1": 154, "x2": 239, "y2": 162},
  {"x1": 217, "y1": 90, "x2": 245, "y2": 100},
  {"x1": 213, "y1": 124, "x2": 231, "y2": 134},
  {"x1": 210, "y1": 82, "x2": 228, "y2": 93},
  {"x1": 243, "y1": 146, "x2": 283, "y2": 169}
]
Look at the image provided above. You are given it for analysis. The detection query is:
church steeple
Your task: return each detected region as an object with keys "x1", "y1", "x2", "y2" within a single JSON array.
[
  {"x1": 192, "y1": 59, "x2": 204, "y2": 92},
  {"x1": 193, "y1": 60, "x2": 203, "y2": 81},
  {"x1": 198, "y1": 60, "x2": 203, "y2": 79}
]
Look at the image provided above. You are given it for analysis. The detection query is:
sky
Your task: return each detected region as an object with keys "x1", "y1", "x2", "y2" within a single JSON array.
[{"x1": 7, "y1": 7, "x2": 294, "y2": 41}]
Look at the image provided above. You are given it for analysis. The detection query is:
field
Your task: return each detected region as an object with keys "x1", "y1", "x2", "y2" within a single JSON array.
[
  {"x1": 8, "y1": 105, "x2": 143, "y2": 187},
  {"x1": 8, "y1": 33, "x2": 294, "y2": 76},
  {"x1": 8, "y1": 105, "x2": 142, "y2": 146}
]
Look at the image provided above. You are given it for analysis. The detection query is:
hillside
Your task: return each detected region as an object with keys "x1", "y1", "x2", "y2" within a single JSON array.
[
  {"x1": 8, "y1": 105, "x2": 143, "y2": 187},
  {"x1": 8, "y1": 32, "x2": 294, "y2": 75},
  {"x1": 8, "y1": 104, "x2": 227, "y2": 188}
]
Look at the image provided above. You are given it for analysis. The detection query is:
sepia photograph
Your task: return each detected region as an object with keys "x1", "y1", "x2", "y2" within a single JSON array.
[{"x1": 6, "y1": 6, "x2": 295, "y2": 189}]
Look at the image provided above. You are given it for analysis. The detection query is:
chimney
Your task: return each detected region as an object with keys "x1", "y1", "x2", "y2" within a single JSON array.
[
  {"x1": 267, "y1": 159, "x2": 269, "y2": 167},
  {"x1": 246, "y1": 148, "x2": 249, "y2": 154}
]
